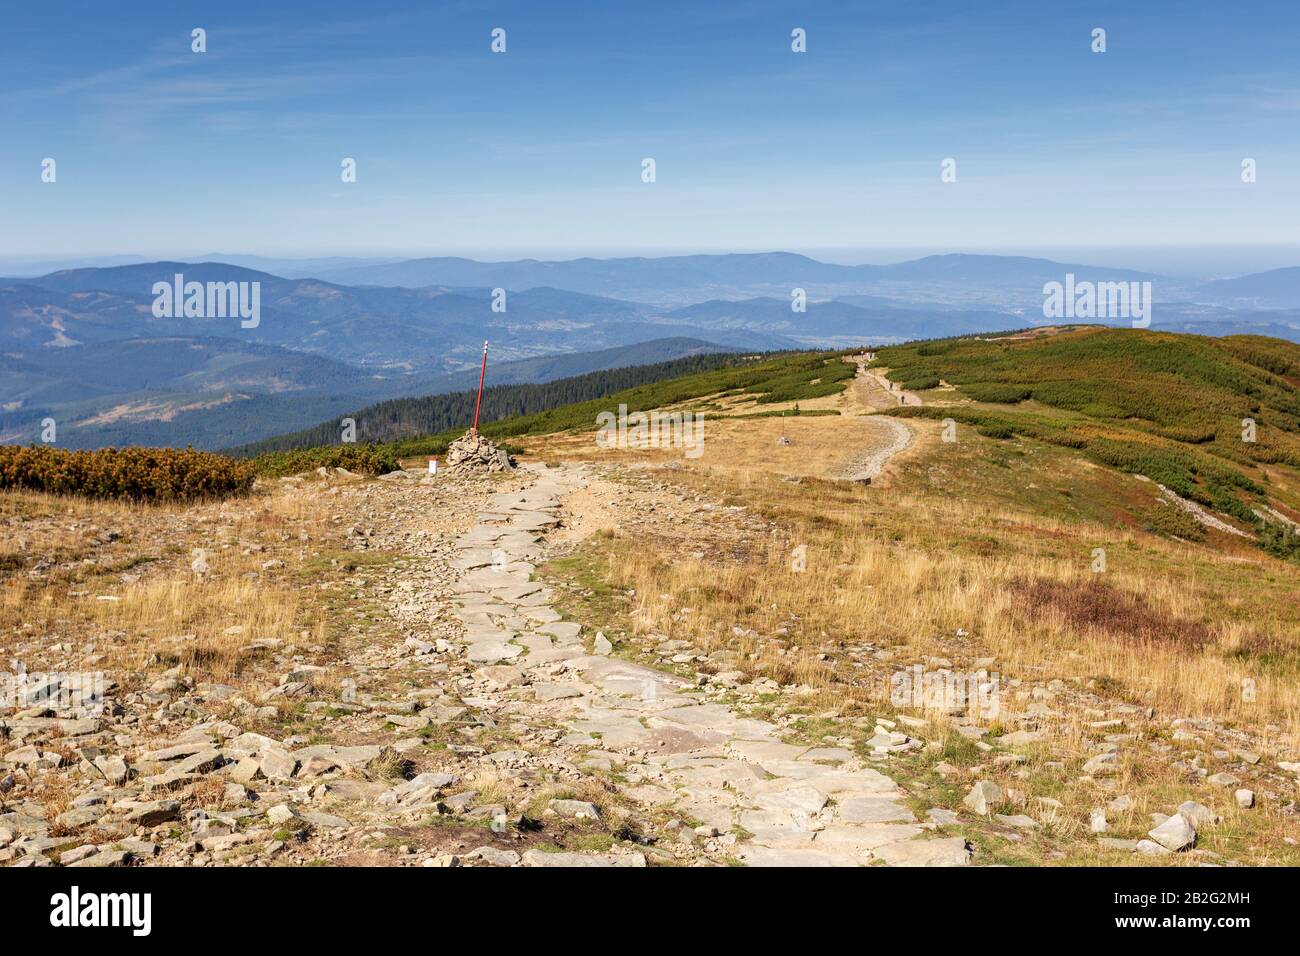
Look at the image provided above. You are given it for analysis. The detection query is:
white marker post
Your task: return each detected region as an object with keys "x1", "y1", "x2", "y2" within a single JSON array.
[{"x1": 428, "y1": 458, "x2": 438, "y2": 475}]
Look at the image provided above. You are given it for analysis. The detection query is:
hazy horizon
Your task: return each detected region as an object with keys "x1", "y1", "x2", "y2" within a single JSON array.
[{"x1": 4, "y1": 244, "x2": 1300, "y2": 281}]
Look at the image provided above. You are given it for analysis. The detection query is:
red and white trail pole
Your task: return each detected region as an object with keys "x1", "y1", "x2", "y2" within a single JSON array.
[{"x1": 471, "y1": 340, "x2": 488, "y2": 436}]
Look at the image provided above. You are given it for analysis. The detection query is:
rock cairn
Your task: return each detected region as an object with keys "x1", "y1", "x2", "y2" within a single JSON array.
[{"x1": 445, "y1": 431, "x2": 515, "y2": 472}]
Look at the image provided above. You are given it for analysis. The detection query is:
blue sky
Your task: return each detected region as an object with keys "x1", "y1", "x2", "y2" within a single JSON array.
[{"x1": 3, "y1": 0, "x2": 1299, "y2": 263}]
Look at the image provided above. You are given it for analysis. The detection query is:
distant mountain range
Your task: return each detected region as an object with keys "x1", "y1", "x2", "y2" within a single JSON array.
[
  {"x1": 3, "y1": 251, "x2": 1299, "y2": 450},
  {"x1": 304, "y1": 251, "x2": 1167, "y2": 308},
  {"x1": 1198, "y1": 267, "x2": 1300, "y2": 308}
]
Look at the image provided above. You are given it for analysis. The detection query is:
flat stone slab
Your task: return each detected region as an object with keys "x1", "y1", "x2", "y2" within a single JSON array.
[
  {"x1": 739, "y1": 808, "x2": 819, "y2": 839},
  {"x1": 870, "y1": 836, "x2": 972, "y2": 867},
  {"x1": 450, "y1": 551, "x2": 498, "y2": 571},
  {"x1": 538, "y1": 621, "x2": 582, "y2": 642},
  {"x1": 460, "y1": 569, "x2": 532, "y2": 591},
  {"x1": 534, "y1": 683, "x2": 584, "y2": 701},
  {"x1": 291, "y1": 745, "x2": 381, "y2": 771},
  {"x1": 523, "y1": 606, "x2": 563, "y2": 624},
  {"x1": 494, "y1": 531, "x2": 543, "y2": 549},
  {"x1": 521, "y1": 850, "x2": 646, "y2": 868},
  {"x1": 508, "y1": 513, "x2": 560, "y2": 532},
  {"x1": 727, "y1": 739, "x2": 808, "y2": 763},
  {"x1": 812, "y1": 823, "x2": 923, "y2": 852},
  {"x1": 651, "y1": 704, "x2": 777, "y2": 740},
  {"x1": 665, "y1": 760, "x2": 767, "y2": 792},
  {"x1": 487, "y1": 492, "x2": 560, "y2": 512},
  {"x1": 738, "y1": 846, "x2": 861, "y2": 867},
  {"x1": 628, "y1": 784, "x2": 685, "y2": 808},
  {"x1": 466, "y1": 642, "x2": 523, "y2": 664},
  {"x1": 800, "y1": 747, "x2": 854, "y2": 763},
  {"x1": 736, "y1": 762, "x2": 900, "y2": 797},
  {"x1": 456, "y1": 528, "x2": 508, "y2": 547},
  {"x1": 520, "y1": 646, "x2": 586, "y2": 665},
  {"x1": 573, "y1": 658, "x2": 692, "y2": 699},
  {"x1": 460, "y1": 625, "x2": 515, "y2": 644},
  {"x1": 751, "y1": 785, "x2": 829, "y2": 815},
  {"x1": 493, "y1": 582, "x2": 547, "y2": 602},
  {"x1": 510, "y1": 590, "x2": 554, "y2": 607},
  {"x1": 835, "y1": 796, "x2": 917, "y2": 824}
]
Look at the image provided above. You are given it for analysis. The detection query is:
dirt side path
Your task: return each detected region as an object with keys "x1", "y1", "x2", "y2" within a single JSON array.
[
  {"x1": 848, "y1": 355, "x2": 924, "y2": 410},
  {"x1": 832, "y1": 357, "x2": 921, "y2": 482}
]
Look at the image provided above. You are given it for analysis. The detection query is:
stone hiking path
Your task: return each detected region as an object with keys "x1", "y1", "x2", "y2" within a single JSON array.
[{"x1": 449, "y1": 463, "x2": 971, "y2": 867}]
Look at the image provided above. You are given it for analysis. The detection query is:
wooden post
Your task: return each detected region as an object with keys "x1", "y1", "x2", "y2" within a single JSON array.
[{"x1": 472, "y1": 341, "x2": 488, "y2": 436}]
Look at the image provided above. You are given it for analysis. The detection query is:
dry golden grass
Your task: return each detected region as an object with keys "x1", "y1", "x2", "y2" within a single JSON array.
[
  {"x1": 0, "y1": 485, "x2": 330, "y2": 692},
  {"x1": 603, "y1": 472, "x2": 1300, "y2": 736},
  {"x1": 527, "y1": 369, "x2": 1299, "y2": 737},
  {"x1": 88, "y1": 574, "x2": 304, "y2": 682}
]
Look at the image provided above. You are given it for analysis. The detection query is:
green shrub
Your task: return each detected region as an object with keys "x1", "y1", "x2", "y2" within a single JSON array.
[
  {"x1": 0, "y1": 445, "x2": 254, "y2": 502},
  {"x1": 1136, "y1": 503, "x2": 1207, "y2": 541},
  {"x1": 1255, "y1": 517, "x2": 1300, "y2": 559},
  {"x1": 960, "y1": 382, "x2": 1033, "y2": 404},
  {"x1": 252, "y1": 444, "x2": 400, "y2": 478},
  {"x1": 891, "y1": 372, "x2": 940, "y2": 390}
]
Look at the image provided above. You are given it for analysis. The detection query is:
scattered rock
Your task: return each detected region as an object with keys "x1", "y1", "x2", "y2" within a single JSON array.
[
  {"x1": 1147, "y1": 813, "x2": 1196, "y2": 851},
  {"x1": 548, "y1": 799, "x2": 601, "y2": 820},
  {"x1": 124, "y1": 800, "x2": 180, "y2": 827},
  {"x1": 466, "y1": 846, "x2": 520, "y2": 866},
  {"x1": 259, "y1": 748, "x2": 297, "y2": 781},
  {"x1": 962, "y1": 781, "x2": 1003, "y2": 816},
  {"x1": 1082, "y1": 752, "x2": 1118, "y2": 775},
  {"x1": 1135, "y1": 839, "x2": 1172, "y2": 856},
  {"x1": 1177, "y1": 801, "x2": 1220, "y2": 829}
]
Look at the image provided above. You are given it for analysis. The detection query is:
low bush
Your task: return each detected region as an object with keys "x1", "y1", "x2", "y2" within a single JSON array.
[
  {"x1": 251, "y1": 444, "x2": 400, "y2": 478},
  {"x1": 1136, "y1": 502, "x2": 1208, "y2": 541},
  {"x1": 960, "y1": 382, "x2": 1033, "y2": 404},
  {"x1": 1256, "y1": 516, "x2": 1300, "y2": 559},
  {"x1": 0, "y1": 444, "x2": 254, "y2": 502}
]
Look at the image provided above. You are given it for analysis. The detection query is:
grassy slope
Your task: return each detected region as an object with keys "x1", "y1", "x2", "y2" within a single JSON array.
[
  {"x1": 244, "y1": 350, "x2": 854, "y2": 464},
  {"x1": 388, "y1": 349, "x2": 854, "y2": 456},
  {"x1": 875, "y1": 327, "x2": 1300, "y2": 552}
]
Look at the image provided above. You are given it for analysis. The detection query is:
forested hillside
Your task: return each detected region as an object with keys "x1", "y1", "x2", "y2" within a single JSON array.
[{"x1": 231, "y1": 351, "x2": 757, "y2": 454}]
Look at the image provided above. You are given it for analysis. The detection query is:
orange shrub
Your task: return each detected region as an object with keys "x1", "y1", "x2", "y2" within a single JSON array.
[{"x1": 0, "y1": 445, "x2": 255, "y2": 503}]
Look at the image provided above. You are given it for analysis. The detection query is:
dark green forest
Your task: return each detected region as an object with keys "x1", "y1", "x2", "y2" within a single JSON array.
[{"x1": 229, "y1": 351, "x2": 756, "y2": 455}]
